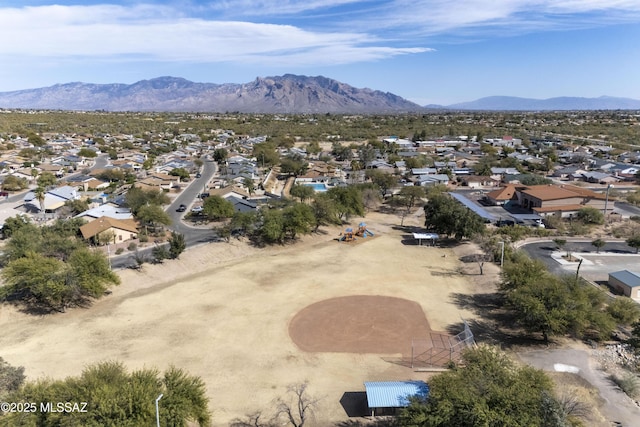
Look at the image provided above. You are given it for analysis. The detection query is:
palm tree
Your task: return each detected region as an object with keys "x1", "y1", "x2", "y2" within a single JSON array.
[{"x1": 34, "y1": 186, "x2": 46, "y2": 213}]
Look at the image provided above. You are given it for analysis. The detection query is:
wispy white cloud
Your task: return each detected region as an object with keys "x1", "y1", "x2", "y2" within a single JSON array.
[
  {"x1": 206, "y1": 0, "x2": 364, "y2": 16},
  {"x1": 2, "y1": 1, "x2": 640, "y2": 68},
  {"x1": 0, "y1": 4, "x2": 430, "y2": 65}
]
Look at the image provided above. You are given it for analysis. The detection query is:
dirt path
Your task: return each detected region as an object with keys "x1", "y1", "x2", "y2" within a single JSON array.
[{"x1": 0, "y1": 210, "x2": 495, "y2": 426}]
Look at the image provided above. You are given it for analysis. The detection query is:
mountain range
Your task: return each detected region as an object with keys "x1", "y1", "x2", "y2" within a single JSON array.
[
  {"x1": 0, "y1": 75, "x2": 639, "y2": 113},
  {"x1": 443, "y1": 95, "x2": 640, "y2": 111},
  {"x1": 0, "y1": 75, "x2": 421, "y2": 114}
]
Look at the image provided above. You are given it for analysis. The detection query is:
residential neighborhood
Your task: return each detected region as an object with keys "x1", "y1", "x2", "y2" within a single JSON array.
[{"x1": 1, "y1": 110, "x2": 640, "y2": 427}]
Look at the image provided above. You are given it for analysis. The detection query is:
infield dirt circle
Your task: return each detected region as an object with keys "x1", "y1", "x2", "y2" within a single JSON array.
[{"x1": 289, "y1": 295, "x2": 431, "y2": 355}]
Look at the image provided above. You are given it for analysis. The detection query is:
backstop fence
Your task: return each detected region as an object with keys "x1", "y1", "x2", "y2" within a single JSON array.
[{"x1": 411, "y1": 319, "x2": 476, "y2": 369}]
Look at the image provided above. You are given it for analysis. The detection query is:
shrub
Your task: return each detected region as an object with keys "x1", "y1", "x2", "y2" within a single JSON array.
[
  {"x1": 115, "y1": 248, "x2": 124, "y2": 255},
  {"x1": 139, "y1": 235, "x2": 149, "y2": 243},
  {"x1": 610, "y1": 373, "x2": 640, "y2": 398},
  {"x1": 127, "y1": 242, "x2": 137, "y2": 251}
]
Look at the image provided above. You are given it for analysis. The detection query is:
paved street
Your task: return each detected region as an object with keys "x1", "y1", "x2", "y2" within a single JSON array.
[
  {"x1": 517, "y1": 348, "x2": 640, "y2": 427},
  {"x1": 520, "y1": 240, "x2": 636, "y2": 279}
]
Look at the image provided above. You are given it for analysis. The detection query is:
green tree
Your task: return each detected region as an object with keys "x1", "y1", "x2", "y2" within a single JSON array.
[
  {"x1": 365, "y1": 169, "x2": 396, "y2": 197},
  {"x1": 424, "y1": 194, "x2": 485, "y2": 240},
  {"x1": 2, "y1": 222, "x2": 44, "y2": 261},
  {"x1": 0, "y1": 251, "x2": 70, "y2": 312},
  {"x1": 0, "y1": 357, "x2": 25, "y2": 398},
  {"x1": 473, "y1": 155, "x2": 496, "y2": 176},
  {"x1": 305, "y1": 141, "x2": 321, "y2": 156},
  {"x1": 280, "y1": 155, "x2": 308, "y2": 177},
  {"x1": 213, "y1": 147, "x2": 229, "y2": 163},
  {"x1": 289, "y1": 184, "x2": 315, "y2": 203},
  {"x1": 607, "y1": 297, "x2": 640, "y2": 325},
  {"x1": 97, "y1": 168, "x2": 126, "y2": 183},
  {"x1": 125, "y1": 187, "x2": 170, "y2": 215},
  {"x1": 168, "y1": 231, "x2": 186, "y2": 259},
  {"x1": 310, "y1": 193, "x2": 340, "y2": 230},
  {"x1": 575, "y1": 207, "x2": 604, "y2": 225},
  {"x1": 243, "y1": 177, "x2": 256, "y2": 197},
  {"x1": 627, "y1": 190, "x2": 640, "y2": 206},
  {"x1": 397, "y1": 185, "x2": 425, "y2": 211},
  {"x1": 67, "y1": 247, "x2": 121, "y2": 296},
  {"x1": 169, "y1": 167, "x2": 191, "y2": 180},
  {"x1": 2, "y1": 361, "x2": 210, "y2": 426},
  {"x1": 77, "y1": 147, "x2": 97, "y2": 158},
  {"x1": 231, "y1": 211, "x2": 257, "y2": 236},
  {"x1": 152, "y1": 244, "x2": 170, "y2": 263},
  {"x1": 258, "y1": 208, "x2": 286, "y2": 244},
  {"x1": 326, "y1": 186, "x2": 364, "y2": 220},
  {"x1": 331, "y1": 143, "x2": 353, "y2": 161},
  {"x1": 519, "y1": 174, "x2": 553, "y2": 185},
  {"x1": 626, "y1": 235, "x2": 640, "y2": 254},
  {"x1": 27, "y1": 132, "x2": 45, "y2": 147},
  {"x1": 63, "y1": 198, "x2": 91, "y2": 216},
  {"x1": 33, "y1": 186, "x2": 46, "y2": 212},
  {"x1": 202, "y1": 195, "x2": 235, "y2": 220},
  {"x1": 37, "y1": 171, "x2": 58, "y2": 187},
  {"x1": 0, "y1": 214, "x2": 31, "y2": 239},
  {"x1": 399, "y1": 346, "x2": 565, "y2": 427},
  {"x1": 137, "y1": 204, "x2": 172, "y2": 233},
  {"x1": 252, "y1": 143, "x2": 280, "y2": 167},
  {"x1": 1, "y1": 175, "x2": 28, "y2": 191},
  {"x1": 213, "y1": 223, "x2": 232, "y2": 242},
  {"x1": 591, "y1": 238, "x2": 606, "y2": 253},
  {"x1": 283, "y1": 203, "x2": 316, "y2": 239},
  {"x1": 357, "y1": 144, "x2": 377, "y2": 168}
]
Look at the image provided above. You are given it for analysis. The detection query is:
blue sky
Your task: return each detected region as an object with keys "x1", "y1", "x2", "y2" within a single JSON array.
[{"x1": 1, "y1": 0, "x2": 640, "y2": 105}]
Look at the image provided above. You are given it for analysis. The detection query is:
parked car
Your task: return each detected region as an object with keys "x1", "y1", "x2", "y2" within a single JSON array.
[
  {"x1": 176, "y1": 204, "x2": 187, "y2": 212},
  {"x1": 0, "y1": 191, "x2": 8, "y2": 197},
  {"x1": 191, "y1": 206, "x2": 203, "y2": 213},
  {"x1": 199, "y1": 192, "x2": 210, "y2": 199}
]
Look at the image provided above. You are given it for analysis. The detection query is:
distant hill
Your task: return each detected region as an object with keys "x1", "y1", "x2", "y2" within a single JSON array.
[
  {"x1": 0, "y1": 75, "x2": 423, "y2": 114},
  {"x1": 445, "y1": 95, "x2": 640, "y2": 111}
]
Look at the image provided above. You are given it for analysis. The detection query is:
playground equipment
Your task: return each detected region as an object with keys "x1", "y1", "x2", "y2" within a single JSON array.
[
  {"x1": 355, "y1": 222, "x2": 374, "y2": 238},
  {"x1": 338, "y1": 223, "x2": 375, "y2": 242},
  {"x1": 339, "y1": 227, "x2": 355, "y2": 242}
]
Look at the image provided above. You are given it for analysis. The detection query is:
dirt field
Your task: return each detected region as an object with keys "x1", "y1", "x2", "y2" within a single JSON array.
[{"x1": 0, "y1": 210, "x2": 498, "y2": 426}]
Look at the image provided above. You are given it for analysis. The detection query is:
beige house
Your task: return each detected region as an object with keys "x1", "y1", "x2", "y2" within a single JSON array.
[{"x1": 79, "y1": 216, "x2": 138, "y2": 244}]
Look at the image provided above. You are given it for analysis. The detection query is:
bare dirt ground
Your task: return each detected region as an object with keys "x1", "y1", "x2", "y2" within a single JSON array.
[{"x1": 0, "y1": 209, "x2": 499, "y2": 426}]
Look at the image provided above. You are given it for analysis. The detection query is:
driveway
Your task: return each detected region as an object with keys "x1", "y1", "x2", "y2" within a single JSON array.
[{"x1": 517, "y1": 348, "x2": 640, "y2": 426}]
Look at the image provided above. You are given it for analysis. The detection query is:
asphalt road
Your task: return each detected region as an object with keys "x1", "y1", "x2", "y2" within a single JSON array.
[
  {"x1": 517, "y1": 349, "x2": 640, "y2": 426},
  {"x1": 520, "y1": 240, "x2": 635, "y2": 277},
  {"x1": 110, "y1": 160, "x2": 219, "y2": 270}
]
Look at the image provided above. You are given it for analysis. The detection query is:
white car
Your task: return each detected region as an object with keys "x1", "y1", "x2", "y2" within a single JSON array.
[{"x1": 191, "y1": 206, "x2": 203, "y2": 213}]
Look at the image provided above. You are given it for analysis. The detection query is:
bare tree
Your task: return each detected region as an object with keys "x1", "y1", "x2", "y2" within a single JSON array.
[
  {"x1": 277, "y1": 383, "x2": 319, "y2": 427},
  {"x1": 473, "y1": 253, "x2": 491, "y2": 275},
  {"x1": 230, "y1": 412, "x2": 277, "y2": 427}
]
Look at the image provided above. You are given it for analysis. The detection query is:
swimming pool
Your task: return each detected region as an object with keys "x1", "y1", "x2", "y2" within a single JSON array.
[{"x1": 302, "y1": 182, "x2": 327, "y2": 192}]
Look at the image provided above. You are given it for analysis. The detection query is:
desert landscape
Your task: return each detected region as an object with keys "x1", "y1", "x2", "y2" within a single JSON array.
[{"x1": 0, "y1": 211, "x2": 497, "y2": 426}]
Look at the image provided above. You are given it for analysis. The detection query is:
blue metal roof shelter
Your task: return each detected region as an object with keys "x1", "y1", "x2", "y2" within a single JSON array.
[
  {"x1": 448, "y1": 192, "x2": 496, "y2": 222},
  {"x1": 364, "y1": 381, "x2": 429, "y2": 416}
]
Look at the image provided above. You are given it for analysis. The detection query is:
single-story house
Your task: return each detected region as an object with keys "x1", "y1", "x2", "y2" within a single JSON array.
[
  {"x1": 461, "y1": 175, "x2": 500, "y2": 189},
  {"x1": 415, "y1": 174, "x2": 450, "y2": 186},
  {"x1": 23, "y1": 185, "x2": 80, "y2": 212},
  {"x1": 364, "y1": 381, "x2": 429, "y2": 416},
  {"x1": 75, "y1": 204, "x2": 133, "y2": 221},
  {"x1": 608, "y1": 270, "x2": 640, "y2": 299},
  {"x1": 79, "y1": 216, "x2": 139, "y2": 244},
  {"x1": 485, "y1": 184, "x2": 518, "y2": 206}
]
